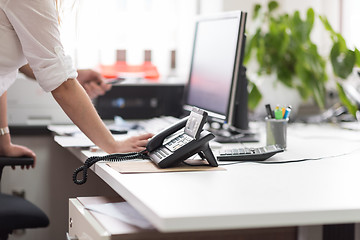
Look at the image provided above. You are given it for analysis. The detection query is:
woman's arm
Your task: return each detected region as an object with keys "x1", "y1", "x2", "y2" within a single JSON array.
[
  {"x1": 19, "y1": 64, "x2": 36, "y2": 79},
  {"x1": 19, "y1": 64, "x2": 111, "y2": 99},
  {"x1": 51, "y1": 79, "x2": 152, "y2": 153}
]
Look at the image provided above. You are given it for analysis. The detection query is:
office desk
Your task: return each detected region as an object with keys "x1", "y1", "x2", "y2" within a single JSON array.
[{"x1": 63, "y1": 123, "x2": 360, "y2": 238}]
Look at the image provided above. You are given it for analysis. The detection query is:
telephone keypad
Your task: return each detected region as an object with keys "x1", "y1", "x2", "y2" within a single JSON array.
[
  {"x1": 154, "y1": 147, "x2": 171, "y2": 159},
  {"x1": 165, "y1": 134, "x2": 194, "y2": 152}
]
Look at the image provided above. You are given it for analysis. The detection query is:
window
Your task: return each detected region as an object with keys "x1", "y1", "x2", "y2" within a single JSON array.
[
  {"x1": 60, "y1": 0, "x2": 200, "y2": 79},
  {"x1": 341, "y1": 0, "x2": 360, "y2": 49}
]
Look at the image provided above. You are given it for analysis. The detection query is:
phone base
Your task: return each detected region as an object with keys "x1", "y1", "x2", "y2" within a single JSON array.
[{"x1": 198, "y1": 144, "x2": 218, "y2": 167}]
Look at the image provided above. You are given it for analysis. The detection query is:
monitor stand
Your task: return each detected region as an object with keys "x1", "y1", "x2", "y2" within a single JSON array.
[{"x1": 210, "y1": 127, "x2": 259, "y2": 143}]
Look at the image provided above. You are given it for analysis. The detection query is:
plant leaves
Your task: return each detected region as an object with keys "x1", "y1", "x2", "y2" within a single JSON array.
[
  {"x1": 319, "y1": 15, "x2": 335, "y2": 35},
  {"x1": 290, "y1": 10, "x2": 313, "y2": 43},
  {"x1": 355, "y1": 48, "x2": 360, "y2": 67},
  {"x1": 293, "y1": 43, "x2": 327, "y2": 108},
  {"x1": 253, "y1": 4, "x2": 261, "y2": 19},
  {"x1": 306, "y1": 8, "x2": 315, "y2": 32},
  {"x1": 336, "y1": 82, "x2": 358, "y2": 117},
  {"x1": 244, "y1": 30, "x2": 260, "y2": 64},
  {"x1": 268, "y1": 1, "x2": 279, "y2": 12},
  {"x1": 247, "y1": 81, "x2": 262, "y2": 110},
  {"x1": 243, "y1": 1, "x2": 357, "y2": 111},
  {"x1": 330, "y1": 42, "x2": 356, "y2": 79}
]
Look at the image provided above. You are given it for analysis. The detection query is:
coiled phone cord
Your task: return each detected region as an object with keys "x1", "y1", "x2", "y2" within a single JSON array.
[{"x1": 73, "y1": 150, "x2": 149, "y2": 185}]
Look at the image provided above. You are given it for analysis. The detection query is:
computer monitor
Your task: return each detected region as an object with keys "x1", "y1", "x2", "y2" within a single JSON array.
[{"x1": 183, "y1": 11, "x2": 256, "y2": 142}]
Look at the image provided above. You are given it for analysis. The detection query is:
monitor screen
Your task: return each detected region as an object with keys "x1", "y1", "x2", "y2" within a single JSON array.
[{"x1": 184, "y1": 11, "x2": 248, "y2": 130}]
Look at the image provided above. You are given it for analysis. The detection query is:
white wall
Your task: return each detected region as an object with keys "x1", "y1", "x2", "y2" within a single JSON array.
[{"x1": 342, "y1": 0, "x2": 360, "y2": 49}]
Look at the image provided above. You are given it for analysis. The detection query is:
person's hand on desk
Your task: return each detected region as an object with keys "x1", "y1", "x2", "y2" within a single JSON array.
[
  {"x1": 77, "y1": 69, "x2": 111, "y2": 99},
  {"x1": 110, "y1": 133, "x2": 154, "y2": 153},
  {"x1": 0, "y1": 140, "x2": 36, "y2": 169},
  {"x1": 1, "y1": 92, "x2": 35, "y2": 169}
]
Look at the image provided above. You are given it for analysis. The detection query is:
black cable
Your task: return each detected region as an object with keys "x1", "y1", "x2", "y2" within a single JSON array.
[{"x1": 73, "y1": 150, "x2": 149, "y2": 185}]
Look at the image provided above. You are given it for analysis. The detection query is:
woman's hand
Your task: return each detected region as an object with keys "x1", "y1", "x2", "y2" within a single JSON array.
[
  {"x1": 109, "y1": 133, "x2": 154, "y2": 153},
  {"x1": 77, "y1": 69, "x2": 111, "y2": 99},
  {"x1": 0, "y1": 143, "x2": 36, "y2": 169}
]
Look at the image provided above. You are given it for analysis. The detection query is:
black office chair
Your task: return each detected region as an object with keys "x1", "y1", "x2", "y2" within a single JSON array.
[{"x1": 0, "y1": 157, "x2": 49, "y2": 240}]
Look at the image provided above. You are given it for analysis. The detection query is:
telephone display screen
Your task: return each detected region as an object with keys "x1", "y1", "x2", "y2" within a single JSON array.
[
  {"x1": 185, "y1": 112, "x2": 202, "y2": 138},
  {"x1": 184, "y1": 108, "x2": 207, "y2": 139}
]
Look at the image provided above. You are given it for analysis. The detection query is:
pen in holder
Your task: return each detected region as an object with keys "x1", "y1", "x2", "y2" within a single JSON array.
[
  {"x1": 265, "y1": 118, "x2": 288, "y2": 149},
  {"x1": 264, "y1": 104, "x2": 291, "y2": 149}
]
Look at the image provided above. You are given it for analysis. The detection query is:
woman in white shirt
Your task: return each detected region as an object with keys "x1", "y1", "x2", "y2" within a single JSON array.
[{"x1": 0, "y1": 0, "x2": 153, "y2": 165}]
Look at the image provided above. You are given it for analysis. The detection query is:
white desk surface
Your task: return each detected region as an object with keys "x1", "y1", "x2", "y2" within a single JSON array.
[{"x1": 65, "y1": 123, "x2": 360, "y2": 232}]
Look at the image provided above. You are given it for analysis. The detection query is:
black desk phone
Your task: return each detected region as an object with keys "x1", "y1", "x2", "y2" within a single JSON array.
[
  {"x1": 147, "y1": 107, "x2": 218, "y2": 168},
  {"x1": 73, "y1": 107, "x2": 218, "y2": 185}
]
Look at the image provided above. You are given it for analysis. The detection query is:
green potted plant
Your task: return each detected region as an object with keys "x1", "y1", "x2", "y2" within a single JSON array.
[
  {"x1": 245, "y1": 1, "x2": 360, "y2": 117},
  {"x1": 320, "y1": 16, "x2": 360, "y2": 116}
]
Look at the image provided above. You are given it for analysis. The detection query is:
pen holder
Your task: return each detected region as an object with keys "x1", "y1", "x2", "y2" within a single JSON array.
[{"x1": 265, "y1": 118, "x2": 288, "y2": 149}]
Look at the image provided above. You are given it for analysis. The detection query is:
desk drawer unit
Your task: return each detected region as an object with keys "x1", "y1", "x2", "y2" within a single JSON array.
[
  {"x1": 68, "y1": 197, "x2": 297, "y2": 240},
  {"x1": 69, "y1": 198, "x2": 111, "y2": 240}
]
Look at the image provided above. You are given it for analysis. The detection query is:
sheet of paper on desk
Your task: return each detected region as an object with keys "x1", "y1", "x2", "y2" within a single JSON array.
[
  {"x1": 48, "y1": 125, "x2": 81, "y2": 136},
  {"x1": 48, "y1": 124, "x2": 130, "y2": 136},
  {"x1": 49, "y1": 125, "x2": 95, "y2": 147},
  {"x1": 54, "y1": 135, "x2": 95, "y2": 147},
  {"x1": 54, "y1": 134, "x2": 129, "y2": 147},
  {"x1": 49, "y1": 124, "x2": 130, "y2": 148},
  {"x1": 85, "y1": 202, "x2": 154, "y2": 229}
]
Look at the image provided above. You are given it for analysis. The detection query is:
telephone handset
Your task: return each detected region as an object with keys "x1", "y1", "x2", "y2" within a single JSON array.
[
  {"x1": 147, "y1": 107, "x2": 218, "y2": 168},
  {"x1": 73, "y1": 107, "x2": 217, "y2": 185}
]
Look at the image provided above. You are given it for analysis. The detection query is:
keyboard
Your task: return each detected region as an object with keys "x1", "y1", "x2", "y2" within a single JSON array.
[{"x1": 217, "y1": 145, "x2": 284, "y2": 161}]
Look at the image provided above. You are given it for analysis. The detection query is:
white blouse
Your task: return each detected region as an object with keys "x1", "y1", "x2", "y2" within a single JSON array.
[{"x1": 0, "y1": 0, "x2": 77, "y2": 96}]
